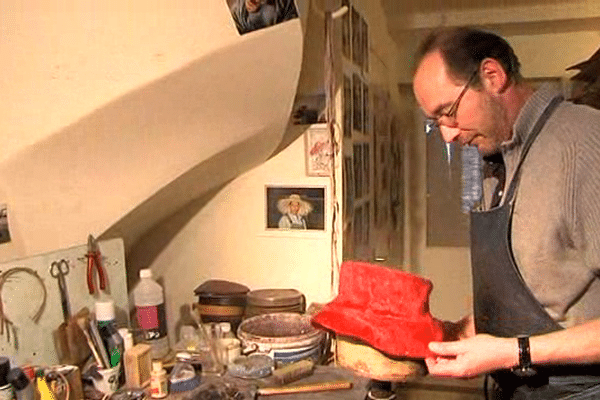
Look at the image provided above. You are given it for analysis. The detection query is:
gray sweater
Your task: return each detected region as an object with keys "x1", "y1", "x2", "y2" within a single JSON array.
[{"x1": 489, "y1": 84, "x2": 600, "y2": 328}]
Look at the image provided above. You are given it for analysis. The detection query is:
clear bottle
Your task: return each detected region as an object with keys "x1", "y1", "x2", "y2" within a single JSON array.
[
  {"x1": 132, "y1": 269, "x2": 170, "y2": 359},
  {"x1": 95, "y1": 301, "x2": 125, "y2": 368}
]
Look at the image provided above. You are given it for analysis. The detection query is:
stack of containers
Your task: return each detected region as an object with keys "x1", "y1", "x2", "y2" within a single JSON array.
[{"x1": 193, "y1": 280, "x2": 250, "y2": 332}]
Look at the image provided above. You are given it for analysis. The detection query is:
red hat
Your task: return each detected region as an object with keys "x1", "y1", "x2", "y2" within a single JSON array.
[{"x1": 312, "y1": 261, "x2": 445, "y2": 359}]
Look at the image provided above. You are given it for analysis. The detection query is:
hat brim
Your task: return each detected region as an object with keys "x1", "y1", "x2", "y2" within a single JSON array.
[
  {"x1": 311, "y1": 261, "x2": 445, "y2": 359},
  {"x1": 312, "y1": 302, "x2": 444, "y2": 359}
]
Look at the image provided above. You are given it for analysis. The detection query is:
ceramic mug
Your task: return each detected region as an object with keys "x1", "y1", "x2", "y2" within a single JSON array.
[{"x1": 92, "y1": 365, "x2": 120, "y2": 394}]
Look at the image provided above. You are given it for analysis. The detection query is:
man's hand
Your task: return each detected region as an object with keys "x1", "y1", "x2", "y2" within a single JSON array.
[
  {"x1": 425, "y1": 334, "x2": 518, "y2": 378},
  {"x1": 442, "y1": 314, "x2": 476, "y2": 341}
]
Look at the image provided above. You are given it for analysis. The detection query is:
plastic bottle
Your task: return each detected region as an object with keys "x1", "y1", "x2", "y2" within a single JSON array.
[
  {"x1": 133, "y1": 269, "x2": 170, "y2": 359},
  {"x1": 95, "y1": 301, "x2": 125, "y2": 368},
  {"x1": 7, "y1": 368, "x2": 34, "y2": 400},
  {"x1": 149, "y1": 361, "x2": 168, "y2": 399}
]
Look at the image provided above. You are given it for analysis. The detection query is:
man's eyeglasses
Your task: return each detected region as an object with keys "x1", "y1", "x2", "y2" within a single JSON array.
[{"x1": 424, "y1": 68, "x2": 479, "y2": 135}]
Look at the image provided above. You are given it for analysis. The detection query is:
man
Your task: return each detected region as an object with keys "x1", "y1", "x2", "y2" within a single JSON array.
[
  {"x1": 230, "y1": 0, "x2": 298, "y2": 35},
  {"x1": 413, "y1": 27, "x2": 600, "y2": 398}
]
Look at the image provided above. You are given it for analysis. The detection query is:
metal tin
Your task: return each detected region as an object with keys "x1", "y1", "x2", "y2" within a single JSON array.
[
  {"x1": 237, "y1": 313, "x2": 325, "y2": 366},
  {"x1": 245, "y1": 289, "x2": 305, "y2": 318}
]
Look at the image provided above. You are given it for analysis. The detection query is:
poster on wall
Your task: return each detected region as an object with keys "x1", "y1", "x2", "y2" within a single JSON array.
[
  {"x1": 344, "y1": 157, "x2": 354, "y2": 217},
  {"x1": 305, "y1": 125, "x2": 333, "y2": 176},
  {"x1": 361, "y1": 16, "x2": 369, "y2": 72},
  {"x1": 265, "y1": 186, "x2": 326, "y2": 231},
  {"x1": 351, "y1": 7, "x2": 361, "y2": 66},
  {"x1": 362, "y1": 143, "x2": 370, "y2": 195},
  {"x1": 343, "y1": 75, "x2": 352, "y2": 137},
  {"x1": 363, "y1": 82, "x2": 370, "y2": 135},
  {"x1": 353, "y1": 144, "x2": 363, "y2": 198},
  {"x1": 341, "y1": 0, "x2": 350, "y2": 59},
  {"x1": 0, "y1": 204, "x2": 10, "y2": 244},
  {"x1": 352, "y1": 74, "x2": 363, "y2": 132},
  {"x1": 226, "y1": 0, "x2": 299, "y2": 35}
]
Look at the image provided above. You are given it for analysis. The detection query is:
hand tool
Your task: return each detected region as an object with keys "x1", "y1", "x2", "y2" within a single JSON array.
[
  {"x1": 86, "y1": 234, "x2": 107, "y2": 294},
  {"x1": 50, "y1": 259, "x2": 71, "y2": 321},
  {"x1": 252, "y1": 380, "x2": 353, "y2": 398}
]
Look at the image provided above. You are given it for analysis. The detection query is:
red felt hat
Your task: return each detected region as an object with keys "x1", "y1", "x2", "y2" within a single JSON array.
[{"x1": 312, "y1": 261, "x2": 445, "y2": 359}]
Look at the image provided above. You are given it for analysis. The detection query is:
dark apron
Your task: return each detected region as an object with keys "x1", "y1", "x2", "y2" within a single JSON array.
[{"x1": 470, "y1": 96, "x2": 600, "y2": 399}]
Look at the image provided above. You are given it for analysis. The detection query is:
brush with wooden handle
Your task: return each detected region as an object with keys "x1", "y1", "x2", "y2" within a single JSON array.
[{"x1": 256, "y1": 380, "x2": 353, "y2": 396}]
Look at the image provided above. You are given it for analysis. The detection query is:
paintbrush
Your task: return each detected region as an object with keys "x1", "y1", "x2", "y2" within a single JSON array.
[{"x1": 75, "y1": 314, "x2": 105, "y2": 368}]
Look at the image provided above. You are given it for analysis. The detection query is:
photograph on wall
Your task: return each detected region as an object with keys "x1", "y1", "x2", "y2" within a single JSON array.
[
  {"x1": 362, "y1": 82, "x2": 370, "y2": 135},
  {"x1": 353, "y1": 143, "x2": 363, "y2": 199},
  {"x1": 305, "y1": 125, "x2": 333, "y2": 176},
  {"x1": 226, "y1": 0, "x2": 299, "y2": 35},
  {"x1": 344, "y1": 156, "x2": 354, "y2": 217},
  {"x1": 364, "y1": 201, "x2": 370, "y2": 246},
  {"x1": 341, "y1": 0, "x2": 350, "y2": 59},
  {"x1": 265, "y1": 186, "x2": 326, "y2": 231},
  {"x1": 363, "y1": 142, "x2": 370, "y2": 196},
  {"x1": 0, "y1": 204, "x2": 10, "y2": 244},
  {"x1": 292, "y1": 93, "x2": 326, "y2": 125},
  {"x1": 361, "y1": 16, "x2": 369, "y2": 72},
  {"x1": 351, "y1": 7, "x2": 361, "y2": 66},
  {"x1": 353, "y1": 206, "x2": 363, "y2": 247},
  {"x1": 343, "y1": 75, "x2": 352, "y2": 137},
  {"x1": 352, "y1": 73, "x2": 363, "y2": 132}
]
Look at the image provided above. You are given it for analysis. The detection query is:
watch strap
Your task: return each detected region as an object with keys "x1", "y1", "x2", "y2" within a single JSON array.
[{"x1": 513, "y1": 335, "x2": 536, "y2": 377}]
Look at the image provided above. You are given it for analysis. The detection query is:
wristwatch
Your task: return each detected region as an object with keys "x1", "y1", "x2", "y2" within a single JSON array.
[{"x1": 512, "y1": 335, "x2": 537, "y2": 377}]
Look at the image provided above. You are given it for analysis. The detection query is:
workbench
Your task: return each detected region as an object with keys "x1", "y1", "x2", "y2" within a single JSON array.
[{"x1": 193, "y1": 366, "x2": 485, "y2": 399}]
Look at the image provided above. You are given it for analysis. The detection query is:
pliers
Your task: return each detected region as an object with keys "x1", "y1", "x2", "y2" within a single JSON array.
[{"x1": 86, "y1": 234, "x2": 107, "y2": 294}]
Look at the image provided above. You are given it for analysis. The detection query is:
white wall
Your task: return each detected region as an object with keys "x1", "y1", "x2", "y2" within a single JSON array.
[{"x1": 133, "y1": 127, "x2": 334, "y2": 341}]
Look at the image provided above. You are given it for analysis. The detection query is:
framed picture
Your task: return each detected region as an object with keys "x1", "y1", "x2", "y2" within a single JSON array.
[
  {"x1": 305, "y1": 125, "x2": 332, "y2": 176},
  {"x1": 265, "y1": 186, "x2": 326, "y2": 231},
  {"x1": 341, "y1": 0, "x2": 351, "y2": 59},
  {"x1": 361, "y1": 16, "x2": 369, "y2": 72},
  {"x1": 353, "y1": 73, "x2": 363, "y2": 132},
  {"x1": 353, "y1": 143, "x2": 363, "y2": 198},
  {"x1": 362, "y1": 82, "x2": 370, "y2": 135},
  {"x1": 226, "y1": 0, "x2": 299, "y2": 35},
  {"x1": 344, "y1": 156, "x2": 354, "y2": 217},
  {"x1": 343, "y1": 75, "x2": 352, "y2": 138},
  {"x1": 0, "y1": 204, "x2": 10, "y2": 244},
  {"x1": 362, "y1": 143, "x2": 370, "y2": 195},
  {"x1": 351, "y1": 7, "x2": 361, "y2": 66}
]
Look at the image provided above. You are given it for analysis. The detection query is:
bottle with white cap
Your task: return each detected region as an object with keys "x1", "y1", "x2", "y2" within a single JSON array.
[
  {"x1": 96, "y1": 300, "x2": 125, "y2": 368},
  {"x1": 149, "y1": 361, "x2": 168, "y2": 399},
  {"x1": 133, "y1": 269, "x2": 170, "y2": 359}
]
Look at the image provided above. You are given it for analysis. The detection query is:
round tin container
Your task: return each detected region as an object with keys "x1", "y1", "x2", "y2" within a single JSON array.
[
  {"x1": 237, "y1": 313, "x2": 325, "y2": 366},
  {"x1": 193, "y1": 280, "x2": 249, "y2": 331},
  {"x1": 245, "y1": 289, "x2": 305, "y2": 318}
]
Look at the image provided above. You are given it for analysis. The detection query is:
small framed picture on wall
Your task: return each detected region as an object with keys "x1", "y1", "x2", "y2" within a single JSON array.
[
  {"x1": 265, "y1": 186, "x2": 326, "y2": 231},
  {"x1": 305, "y1": 125, "x2": 333, "y2": 176}
]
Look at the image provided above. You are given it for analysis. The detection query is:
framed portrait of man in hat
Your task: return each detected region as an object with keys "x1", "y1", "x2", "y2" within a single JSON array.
[{"x1": 265, "y1": 186, "x2": 326, "y2": 231}]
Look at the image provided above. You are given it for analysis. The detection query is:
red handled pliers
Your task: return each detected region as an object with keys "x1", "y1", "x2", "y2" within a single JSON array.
[{"x1": 86, "y1": 234, "x2": 107, "y2": 294}]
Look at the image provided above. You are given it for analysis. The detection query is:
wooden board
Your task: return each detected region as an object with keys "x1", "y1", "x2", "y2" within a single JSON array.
[{"x1": 0, "y1": 238, "x2": 129, "y2": 366}]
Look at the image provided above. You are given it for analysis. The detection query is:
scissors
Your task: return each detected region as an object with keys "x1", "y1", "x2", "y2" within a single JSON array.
[
  {"x1": 50, "y1": 259, "x2": 71, "y2": 321},
  {"x1": 86, "y1": 234, "x2": 107, "y2": 294}
]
